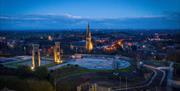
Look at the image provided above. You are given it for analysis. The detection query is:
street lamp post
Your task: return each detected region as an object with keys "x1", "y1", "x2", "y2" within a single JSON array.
[
  {"x1": 126, "y1": 77, "x2": 127, "y2": 91},
  {"x1": 119, "y1": 76, "x2": 121, "y2": 90}
]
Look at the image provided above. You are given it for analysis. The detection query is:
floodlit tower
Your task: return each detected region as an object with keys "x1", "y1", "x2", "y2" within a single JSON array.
[
  {"x1": 54, "y1": 42, "x2": 62, "y2": 64},
  {"x1": 31, "y1": 44, "x2": 41, "y2": 70},
  {"x1": 86, "y1": 23, "x2": 93, "y2": 53}
]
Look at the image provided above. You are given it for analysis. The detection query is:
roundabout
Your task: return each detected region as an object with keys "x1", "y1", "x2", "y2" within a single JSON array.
[
  {"x1": 49, "y1": 54, "x2": 131, "y2": 70},
  {"x1": 69, "y1": 57, "x2": 130, "y2": 70}
]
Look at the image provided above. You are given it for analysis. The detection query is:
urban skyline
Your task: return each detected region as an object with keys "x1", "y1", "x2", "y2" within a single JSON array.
[{"x1": 0, "y1": 0, "x2": 180, "y2": 91}]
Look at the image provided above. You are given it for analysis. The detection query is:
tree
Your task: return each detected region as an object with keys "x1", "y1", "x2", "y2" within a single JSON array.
[
  {"x1": 34, "y1": 66, "x2": 49, "y2": 79},
  {"x1": 16, "y1": 65, "x2": 32, "y2": 78},
  {"x1": 167, "y1": 50, "x2": 180, "y2": 63},
  {"x1": 27, "y1": 80, "x2": 54, "y2": 91},
  {"x1": 0, "y1": 76, "x2": 54, "y2": 91}
]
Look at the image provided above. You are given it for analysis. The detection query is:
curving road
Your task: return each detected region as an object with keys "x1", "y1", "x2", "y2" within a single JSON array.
[{"x1": 113, "y1": 64, "x2": 166, "y2": 91}]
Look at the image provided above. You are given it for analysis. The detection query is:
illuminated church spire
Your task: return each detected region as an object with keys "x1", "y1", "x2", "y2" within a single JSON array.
[{"x1": 86, "y1": 23, "x2": 93, "y2": 53}]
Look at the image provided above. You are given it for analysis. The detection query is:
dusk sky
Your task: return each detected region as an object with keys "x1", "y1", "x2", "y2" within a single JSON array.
[{"x1": 0, "y1": 0, "x2": 180, "y2": 30}]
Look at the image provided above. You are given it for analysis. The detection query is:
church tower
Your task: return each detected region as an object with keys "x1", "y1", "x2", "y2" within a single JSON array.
[{"x1": 86, "y1": 23, "x2": 93, "y2": 53}]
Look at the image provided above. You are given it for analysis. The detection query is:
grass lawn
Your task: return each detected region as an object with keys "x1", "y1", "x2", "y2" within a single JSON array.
[
  {"x1": 53, "y1": 65, "x2": 145, "y2": 91},
  {"x1": 116, "y1": 66, "x2": 134, "y2": 72},
  {"x1": 3, "y1": 59, "x2": 54, "y2": 68},
  {"x1": 44, "y1": 63, "x2": 57, "y2": 67},
  {"x1": 52, "y1": 66, "x2": 98, "y2": 79}
]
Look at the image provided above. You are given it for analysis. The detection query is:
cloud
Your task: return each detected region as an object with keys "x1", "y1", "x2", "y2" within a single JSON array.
[
  {"x1": 0, "y1": 15, "x2": 46, "y2": 21},
  {"x1": 63, "y1": 13, "x2": 82, "y2": 19},
  {"x1": 0, "y1": 16, "x2": 11, "y2": 19},
  {"x1": 0, "y1": 13, "x2": 83, "y2": 21},
  {"x1": 0, "y1": 14, "x2": 179, "y2": 30}
]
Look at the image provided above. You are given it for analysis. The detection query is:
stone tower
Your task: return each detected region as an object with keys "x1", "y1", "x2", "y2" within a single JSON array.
[
  {"x1": 54, "y1": 42, "x2": 62, "y2": 64},
  {"x1": 31, "y1": 44, "x2": 41, "y2": 70}
]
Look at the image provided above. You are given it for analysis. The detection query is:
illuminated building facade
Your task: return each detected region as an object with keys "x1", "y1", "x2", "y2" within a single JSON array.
[
  {"x1": 54, "y1": 42, "x2": 62, "y2": 64},
  {"x1": 86, "y1": 23, "x2": 93, "y2": 53},
  {"x1": 31, "y1": 44, "x2": 41, "y2": 70},
  {"x1": 103, "y1": 39, "x2": 124, "y2": 53}
]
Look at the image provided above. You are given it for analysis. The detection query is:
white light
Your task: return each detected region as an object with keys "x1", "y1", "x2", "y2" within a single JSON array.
[
  {"x1": 139, "y1": 61, "x2": 143, "y2": 65},
  {"x1": 31, "y1": 66, "x2": 34, "y2": 70}
]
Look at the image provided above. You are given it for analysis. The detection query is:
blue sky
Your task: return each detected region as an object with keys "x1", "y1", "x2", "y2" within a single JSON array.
[
  {"x1": 0, "y1": 0, "x2": 180, "y2": 30},
  {"x1": 1, "y1": 0, "x2": 180, "y2": 18}
]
